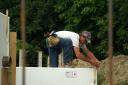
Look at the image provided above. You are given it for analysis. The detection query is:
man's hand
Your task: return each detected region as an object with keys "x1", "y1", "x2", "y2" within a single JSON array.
[{"x1": 90, "y1": 59, "x2": 101, "y2": 68}]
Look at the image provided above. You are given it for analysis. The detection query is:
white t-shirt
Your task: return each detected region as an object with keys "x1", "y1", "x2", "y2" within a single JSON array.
[{"x1": 55, "y1": 31, "x2": 80, "y2": 47}]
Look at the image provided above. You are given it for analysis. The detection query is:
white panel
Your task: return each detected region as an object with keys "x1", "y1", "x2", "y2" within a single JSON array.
[
  {"x1": 0, "y1": 12, "x2": 9, "y2": 67},
  {"x1": 0, "y1": 12, "x2": 9, "y2": 85},
  {"x1": 16, "y1": 67, "x2": 97, "y2": 85}
]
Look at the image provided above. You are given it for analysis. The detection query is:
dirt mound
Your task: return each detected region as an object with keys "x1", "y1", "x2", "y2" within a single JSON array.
[{"x1": 98, "y1": 55, "x2": 128, "y2": 85}]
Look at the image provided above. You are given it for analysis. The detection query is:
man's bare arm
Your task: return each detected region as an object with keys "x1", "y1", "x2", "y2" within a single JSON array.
[
  {"x1": 83, "y1": 47, "x2": 101, "y2": 67},
  {"x1": 73, "y1": 47, "x2": 91, "y2": 63},
  {"x1": 73, "y1": 47, "x2": 101, "y2": 67},
  {"x1": 83, "y1": 47, "x2": 98, "y2": 61}
]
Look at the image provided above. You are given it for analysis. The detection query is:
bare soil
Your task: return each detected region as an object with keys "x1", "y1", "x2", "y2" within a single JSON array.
[{"x1": 98, "y1": 55, "x2": 128, "y2": 85}]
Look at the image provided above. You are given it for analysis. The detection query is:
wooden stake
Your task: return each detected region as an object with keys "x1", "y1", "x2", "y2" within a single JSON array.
[
  {"x1": 1, "y1": 68, "x2": 9, "y2": 85},
  {"x1": 9, "y1": 32, "x2": 16, "y2": 85},
  {"x1": 1, "y1": 32, "x2": 16, "y2": 85}
]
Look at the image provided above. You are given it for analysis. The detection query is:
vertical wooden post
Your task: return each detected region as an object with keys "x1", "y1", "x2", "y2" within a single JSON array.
[
  {"x1": 38, "y1": 51, "x2": 42, "y2": 67},
  {"x1": 1, "y1": 32, "x2": 16, "y2": 85},
  {"x1": 1, "y1": 68, "x2": 9, "y2": 85},
  {"x1": 9, "y1": 32, "x2": 16, "y2": 85}
]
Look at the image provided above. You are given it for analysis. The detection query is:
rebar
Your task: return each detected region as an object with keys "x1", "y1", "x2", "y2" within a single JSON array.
[
  {"x1": 20, "y1": 0, "x2": 26, "y2": 85},
  {"x1": 108, "y1": 0, "x2": 113, "y2": 85}
]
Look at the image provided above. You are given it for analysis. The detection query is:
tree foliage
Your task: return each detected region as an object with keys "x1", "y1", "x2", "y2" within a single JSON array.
[
  {"x1": 54, "y1": 0, "x2": 108, "y2": 59},
  {"x1": 113, "y1": 0, "x2": 128, "y2": 55},
  {"x1": 0, "y1": 0, "x2": 128, "y2": 66}
]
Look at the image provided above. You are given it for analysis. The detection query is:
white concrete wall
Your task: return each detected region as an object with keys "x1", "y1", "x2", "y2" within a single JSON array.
[
  {"x1": 16, "y1": 67, "x2": 97, "y2": 85},
  {"x1": 0, "y1": 12, "x2": 9, "y2": 85}
]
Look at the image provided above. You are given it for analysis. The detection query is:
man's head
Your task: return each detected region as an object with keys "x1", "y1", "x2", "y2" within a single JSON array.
[{"x1": 79, "y1": 31, "x2": 91, "y2": 44}]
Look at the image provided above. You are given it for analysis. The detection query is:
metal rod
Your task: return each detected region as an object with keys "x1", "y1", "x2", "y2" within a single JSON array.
[
  {"x1": 20, "y1": 0, "x2": 26, "y2": 85},
  {"x1": 108, "y1": 0, "x2": 113, "y2": 85}
]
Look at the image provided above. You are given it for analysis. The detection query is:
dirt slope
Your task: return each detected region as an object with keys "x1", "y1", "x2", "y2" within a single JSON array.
[{"x1": 98, "y1": 55, "x2": 128, "y2": 85}]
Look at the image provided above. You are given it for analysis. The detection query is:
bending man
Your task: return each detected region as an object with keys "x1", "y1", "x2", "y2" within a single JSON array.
[{"x1": 47, "y1": 31, "x2": 100, "y2": 67}]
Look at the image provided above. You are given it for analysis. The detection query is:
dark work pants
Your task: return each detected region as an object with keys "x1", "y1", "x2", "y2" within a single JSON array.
[{"x1": 48, "y1": 38, "x2": 73, "y2": 67}]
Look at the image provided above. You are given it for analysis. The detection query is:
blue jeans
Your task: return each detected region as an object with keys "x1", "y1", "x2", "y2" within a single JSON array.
[{"x1": 48, "y1": 38, "x2": 73, "y2": 67}]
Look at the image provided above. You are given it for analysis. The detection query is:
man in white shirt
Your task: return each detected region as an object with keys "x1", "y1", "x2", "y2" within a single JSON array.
[{"x1": 47, "y1": 31, "x2": 100, "y2": 67}]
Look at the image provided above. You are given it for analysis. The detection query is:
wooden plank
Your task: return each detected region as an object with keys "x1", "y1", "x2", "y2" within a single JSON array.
[
  {"x1": 1, "y1": 68, "x2": 9, "y2": 85},
  {"x1": 9, "y1": 32, "x2": 16, "y2": 85}
]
